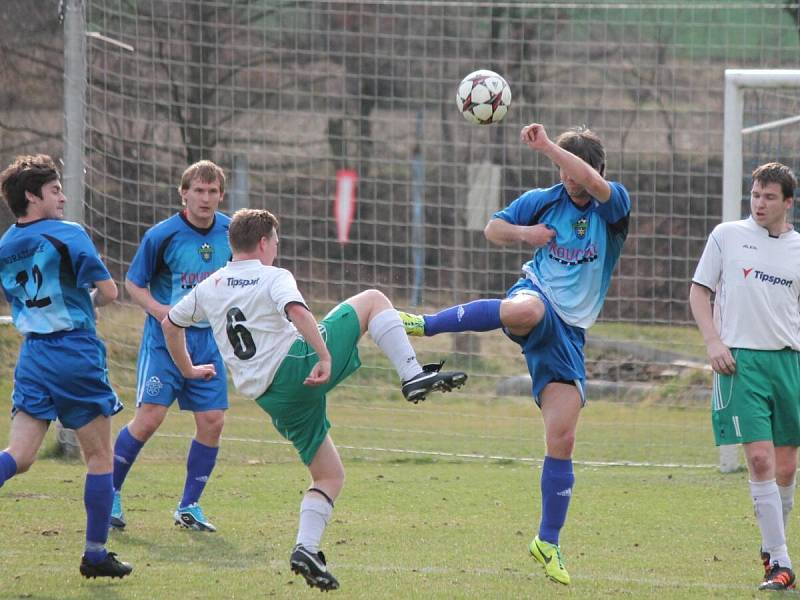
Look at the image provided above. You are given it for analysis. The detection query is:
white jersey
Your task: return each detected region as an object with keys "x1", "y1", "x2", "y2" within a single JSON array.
[
  {"x1": 692, "y1": 217, "x2": 800, "y2": 350},
  {"x1": 169, "y1": 259, "x2": 305, "y2": 398}
]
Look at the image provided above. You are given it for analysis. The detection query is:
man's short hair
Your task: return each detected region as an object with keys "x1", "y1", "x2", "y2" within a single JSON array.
[
  {"x1": 555, "y1": 126, "x2": 606, "y2": 176},
  {"x1": 0, "y1": 154, "x2": 60, "y2": 218},
  {"x1": 178, "y1": 160, "x2": 226, "y2": 195},
  {"x1": 229, "y1": 208, "x2": 279, "y2": 253},
  {"x1": 752, "y1": 162, "x2": 796, "y2": 199}
]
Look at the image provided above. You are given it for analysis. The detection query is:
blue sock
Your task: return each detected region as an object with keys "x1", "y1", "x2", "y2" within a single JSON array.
[
  {"x1": 180, "y1": 439, "x2": 219, "y2": 508},
  {"x1": 423, "y1": 299, "x2": 503, "y2": 336},
  {"x1": 538, "y1": 456, "x2": 575, "y2": 546},
  {"x1": 0, "y1": 451, "x2": 18, "y2": 488},
  {"x1": 84, "y1": 472, "x2": 113, "y2": 563},
  {"x1": 113, "y1": 425, "x2": 144, "y2": 492}
]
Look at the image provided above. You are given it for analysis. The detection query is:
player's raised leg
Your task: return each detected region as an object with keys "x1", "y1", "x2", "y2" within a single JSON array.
[{"x1": 346, "y1": 289, "x2": 467, "y2": 402}]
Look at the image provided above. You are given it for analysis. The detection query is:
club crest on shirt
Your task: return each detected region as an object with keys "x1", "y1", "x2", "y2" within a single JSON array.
[
  {"x1": 198, "y1": 243, "x2": 214, "y2": 263},
  {"x1": 574, "y1": 217, "x2": 589, "y2": 239}
]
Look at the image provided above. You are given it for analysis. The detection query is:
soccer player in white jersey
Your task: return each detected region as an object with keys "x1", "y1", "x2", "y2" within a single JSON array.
[
  {"x1": 161, "y1": 208, "x2": 468, "y2": 591},
  {"x1": 690, "y1": 162, "x2": 800, "y2": 591},
  {"x1": 400, "y1": 123, "x2": 631, "y2": 584}
]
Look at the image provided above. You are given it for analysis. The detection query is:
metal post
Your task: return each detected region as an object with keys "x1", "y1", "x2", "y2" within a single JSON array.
[
  {"x1": 230, "y1": 154, "x2": 250, "y2": 212},
  {"x1": 410, "y1": 111, "x2": 425, "y2": 307},
  {"x1": 63, "y1": 0, "x2": 86, "y2": 224}
]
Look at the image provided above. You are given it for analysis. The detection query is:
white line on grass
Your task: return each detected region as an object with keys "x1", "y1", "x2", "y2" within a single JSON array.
[{"x1": 154, "y1": 432, "x2": 717, "y2": 469}]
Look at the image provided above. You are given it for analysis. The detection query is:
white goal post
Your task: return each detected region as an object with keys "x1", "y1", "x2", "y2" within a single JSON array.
[{"x1": 719, "y1": 69, "x2": 800, "y2": 472}]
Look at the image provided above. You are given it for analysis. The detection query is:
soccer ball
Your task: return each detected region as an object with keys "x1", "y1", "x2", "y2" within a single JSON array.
[{"x1": 456, "y1": 70, "x2": 512, "y2": 125}]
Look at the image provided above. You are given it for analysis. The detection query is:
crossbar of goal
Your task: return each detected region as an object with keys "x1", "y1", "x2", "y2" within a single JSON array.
[{"x1": 719, "y1": 69, "x2": 800, "y2": 472}]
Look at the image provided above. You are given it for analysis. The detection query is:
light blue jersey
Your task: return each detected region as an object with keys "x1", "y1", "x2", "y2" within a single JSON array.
[
  {"x1": 0, "y1": 219, "x2": 110, "y2": 334},
  {"x1": 494, "y1": 182, "x2": 631, "y2": 329},
  {"x1": 127, "y1": 211, "x2": 231, "y2": 410},
  {"x1": 127, "y1": 211, "x2": 231, "y2": 339}
]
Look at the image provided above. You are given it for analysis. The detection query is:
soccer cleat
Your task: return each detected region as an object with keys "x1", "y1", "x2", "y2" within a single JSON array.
[
  {"x1": 79, "y1": 552, "x2": 133, "y2": 579},
  {"x1": 290, "y1": 544, "x2": 340, "y2": 591},
  {"x1": 110, "y1": 490, "x2": 126, "y2": 530},
  {"x1": 173, "y1": 502, "x2": 217, "y2": 532},
  {"x1": 401, "y1": 361, "x2": 468, "y2": 403},
  {"x1": 529, "y1": 535, "x2": 571, "y2": 585},
  {"x1": 397, "y1": 311, "x2": 425, "y2": 337},
  {"x1": 759, "y1": 562, "x2": 796, "y2": 591}
]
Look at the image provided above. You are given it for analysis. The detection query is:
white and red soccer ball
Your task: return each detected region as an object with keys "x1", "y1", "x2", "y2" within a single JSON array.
[{"x1": 455, "y1": 70, "x2": 512, "y2": 125}]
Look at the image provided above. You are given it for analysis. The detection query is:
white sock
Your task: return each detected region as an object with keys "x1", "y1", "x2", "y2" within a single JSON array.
[
  {"x1": 368, "y1": 309, "x2": 422, "y2": 382},
  {"x1": 295, "y1": 495, "x2": 332, "y2": 553},
  {"x1": 751, "y1": 479, "x2": 792, "y2": 568},
  {"x1": 779, "y1": 480, "x2": 796, "y2": 535}
]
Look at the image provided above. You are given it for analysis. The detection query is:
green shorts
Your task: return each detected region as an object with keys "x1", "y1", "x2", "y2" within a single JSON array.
[
  {"x1": 255, "y1": 302, "x2": 362, "y2": 465},
  {"x1": 711, "y1": 348, "x2": 800, "y2": 446}
]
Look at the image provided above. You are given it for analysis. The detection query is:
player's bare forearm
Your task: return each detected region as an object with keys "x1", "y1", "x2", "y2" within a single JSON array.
[
  {"x1": 286, "y1": 303, "x2": 331, "y2": 363},
  {"x1": 286, "y1": 303, "x2": 332, "y2": 385},
  {"x1": 484, "y1": 219, "x2": 554, "y2": 248},
  {"x1": 92, "y1": 278, "x2": 118, "y2": 307},
  {"x1": 125, "y1": 278, "x2": 171, "y2": 321},
  {"x1": 160, "y1": 316, "x2": 215, "y2": 379},
  {"x1": 689, "y1": 283, "x2": 735, "y2": 374},
  {"x1": 521, "y1": 123, "x2": 611, "y2": 202}
]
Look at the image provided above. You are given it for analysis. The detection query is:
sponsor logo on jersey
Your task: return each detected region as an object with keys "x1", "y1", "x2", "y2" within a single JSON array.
[
  {"x1": 573, "y1": 217, "x2": 589, "y2": 239},
  {"x1": 198, "y1": 243, "x2": 214, "y2": 263},
  {"x1": 742, "y1": 244, "x2": 758, "y2": 250},
  {"x1": 1, "y1": 241, "x2": 46, "y2": 265},
  {"x1": 547, "y1": 240, "x2": 598, "y2": 266},
  {"x1": 180, "y1": 271, "x2": 214, "y2": 289},
  {"x1": 226, "y1": 277, "x2": 259, "y2": 288},
  {"x1": 742, "y1": 267, "x2": 792, "y2": 287}
]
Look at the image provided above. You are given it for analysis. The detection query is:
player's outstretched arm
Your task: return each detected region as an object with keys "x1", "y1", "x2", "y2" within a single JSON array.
[
  {"x1": 92, "y1": 278, "x2": 118, "y2": 307},
  {"x1": 520, "y1": 123, "x2": 611, "y2": 202},
  {"x1": 125, "y1": 278, "x2": 171, "y2": 321},
  {"x1": 286, "y1": 302, "x2": 332, "y2": 386},
  {"x1": 161, "y1": 316, "x2": 216, "y2": 380},
  {"x1": 689, "y1": 283, "x2": 736, "y2": 374}
]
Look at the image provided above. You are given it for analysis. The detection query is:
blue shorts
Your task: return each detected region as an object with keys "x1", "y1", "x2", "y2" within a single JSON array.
[
  {"x1": 12, "y1": 330, "x2": 123, "y2": 429},
  {"x1": 505, "y1": 278, "x2": 586, "y2": 406},
  {"x1": 136, "y1": 322, "x2": 228, "y2": 412}
]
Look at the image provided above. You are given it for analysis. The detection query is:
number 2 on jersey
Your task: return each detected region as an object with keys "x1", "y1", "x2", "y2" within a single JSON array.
[
  {"x1": 225, "y1": 307, "x2": 256, "y2": 359},
  {"x1": 15, "y1": 265, "x2": 52, "y2": 308}
]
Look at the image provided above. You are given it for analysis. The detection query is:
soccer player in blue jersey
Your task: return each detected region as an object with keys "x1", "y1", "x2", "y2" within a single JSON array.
[
  {"x1": 400, "y1": 123, "x2": 631, "y2": 585},
  {"x1": 110, "y1": 160, "x2": 231, "y2": 532},
  {"x1": 0, "y1": 154, "x2": 132, "y2": 579}
]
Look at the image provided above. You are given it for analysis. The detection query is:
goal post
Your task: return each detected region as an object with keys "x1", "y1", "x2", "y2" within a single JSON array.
[{"x1": 719, "y1": 69, "x2": 800, "y2": 472}]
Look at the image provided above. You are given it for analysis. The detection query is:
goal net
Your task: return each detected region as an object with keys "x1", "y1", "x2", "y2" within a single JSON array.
[{"x1": 78, "y1": 1, "x2": 800, "y2": 466}]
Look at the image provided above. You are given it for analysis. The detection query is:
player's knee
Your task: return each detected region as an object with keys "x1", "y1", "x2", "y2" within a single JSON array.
[
  {"x1": 197, "y1": 412, "x2": 225, "y2": 440},
  {"x1": 546, "y1": 429, "x2": 576, "y2": 457},
  {"x1": 363, "y1": 288, "x2": 391, "y2": 311},
  {"x1": 747, "y1": 451, "x2": 774, "y2": 479},
  {"x1": 501, "y1": 296, "x2": 544, "y2": 331},
  {"x1": 776, "y1": 460, "x2": 798, "y2": 483}
]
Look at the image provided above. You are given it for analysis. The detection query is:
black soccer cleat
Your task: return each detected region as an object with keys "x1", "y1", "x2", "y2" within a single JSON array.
[
  {"x1": 79, "y1": 552, "x2": 133, "y2": 579},
  {"x1": 290, "y1": 544, "x2": 340, "y2": 592},
  {"x1": 761, "y1": 549, "x2": 771, "y2": 578},
  {"x1": 759, "y1": 562, "x2": 796, "y2": 591},
  {"x1": 401, "y1": 361, "x2": 468, "y2": 403}
]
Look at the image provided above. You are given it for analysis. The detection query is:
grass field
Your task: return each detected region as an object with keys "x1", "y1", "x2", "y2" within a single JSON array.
[{"x1": 0, "y1": 308, "x2": 783, "y2": 599}]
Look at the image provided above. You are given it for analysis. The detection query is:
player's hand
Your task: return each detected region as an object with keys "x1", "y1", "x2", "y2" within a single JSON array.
[
  {"x1": 304, "y1": 358, "x2": 332, "y2": 386},
  {"x1": 707, "y1": 340, "x2": 736, "y2": 375},
  {"x1": 520, "y1": 123, "x2": 551, "y2": 151},
  {"x1": 187, "y1": 363, "x2": 217, "y2": 380},
  {"x1": 520, "y1": 224, "x2": 556, "y2": 248}
]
